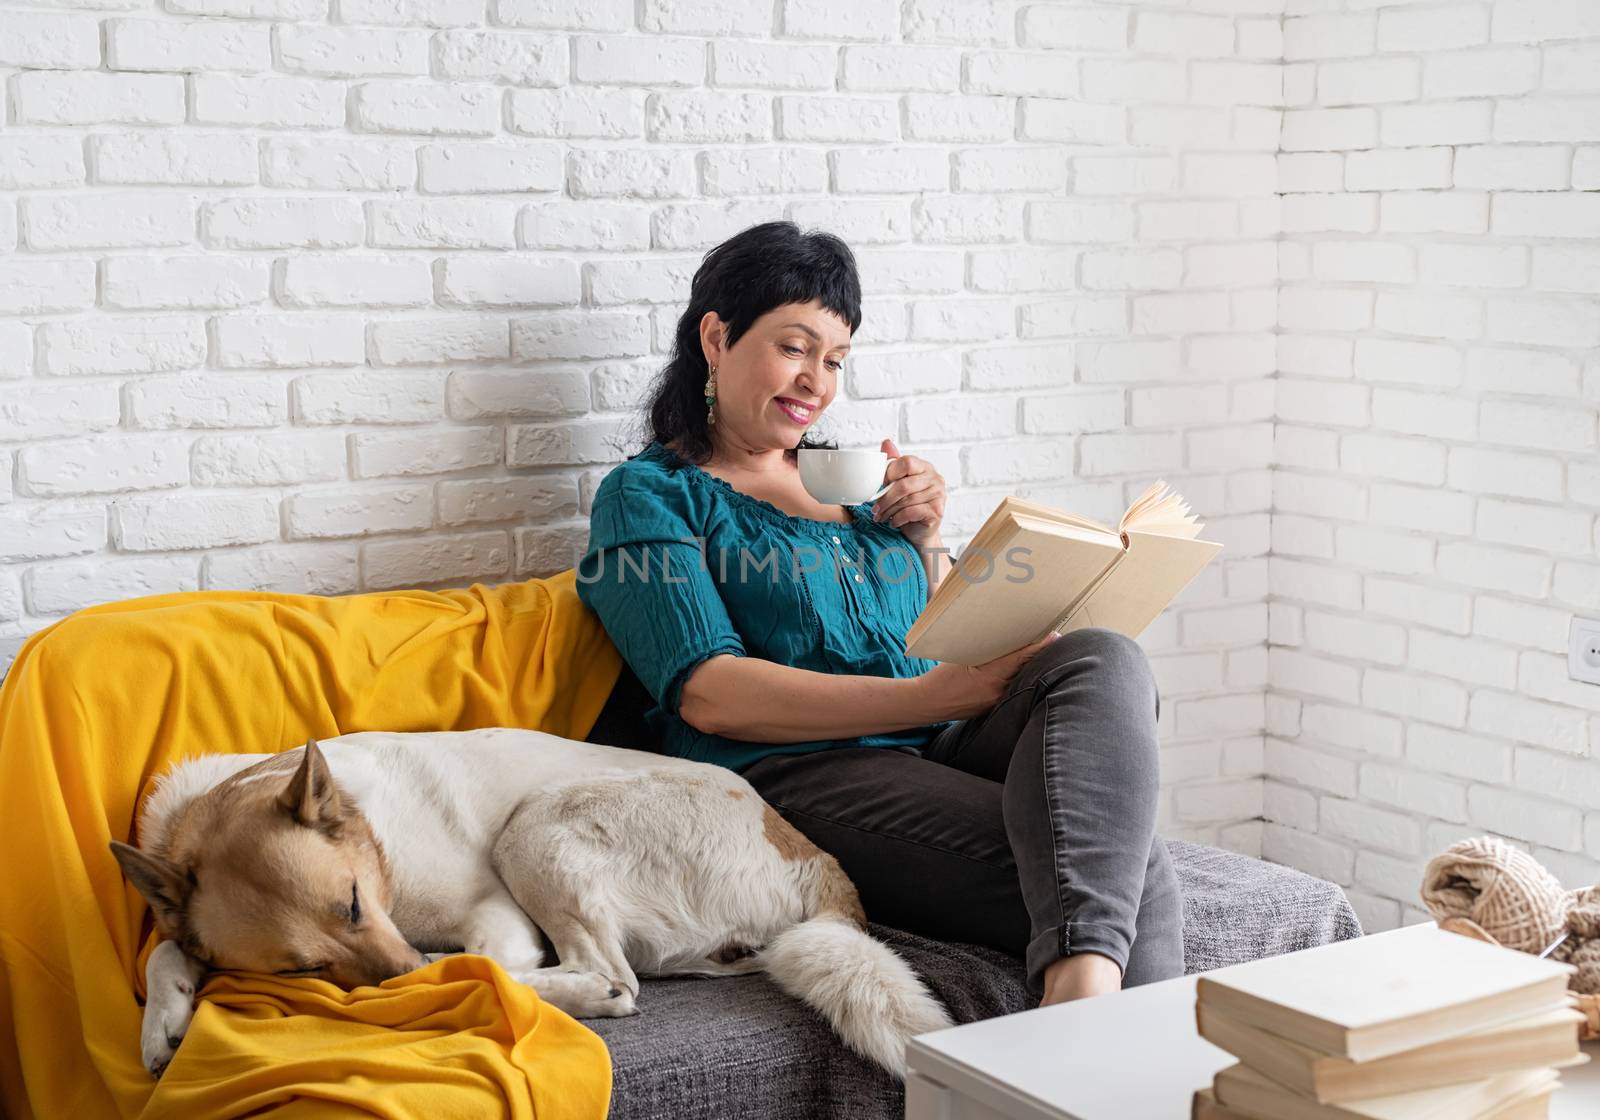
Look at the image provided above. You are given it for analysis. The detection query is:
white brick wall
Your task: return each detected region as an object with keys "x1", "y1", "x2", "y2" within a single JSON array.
[
  {"x1": 0, "y1": 0, "x2": 1277, "y2": 851},
  {"x1": 1270, "y1": 0, "x2": 1600, "y2": 932}
]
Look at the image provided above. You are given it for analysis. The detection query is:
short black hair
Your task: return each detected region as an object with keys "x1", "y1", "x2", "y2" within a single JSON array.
[{"x1": 645, "y1": 221, "x2": 860, "y2": 465}]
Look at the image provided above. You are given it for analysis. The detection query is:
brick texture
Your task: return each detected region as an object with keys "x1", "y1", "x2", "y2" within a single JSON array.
[
  {"x1": 1271, "y1": 0, "x2": 1600, "y2": 928},
  {"x1": 6, "y1": 0, "x2": 1598, "y2": 883}
]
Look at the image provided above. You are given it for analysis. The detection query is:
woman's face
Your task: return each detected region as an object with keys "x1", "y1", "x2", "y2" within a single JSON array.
[{"x1": 701, "y1": 299, "x2": 851, "y2": 454}]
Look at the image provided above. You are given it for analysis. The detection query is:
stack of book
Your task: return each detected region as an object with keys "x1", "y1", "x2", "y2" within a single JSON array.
[{"x1": 1192, "y1": 923, "x2": 1587, "y2": 1120}]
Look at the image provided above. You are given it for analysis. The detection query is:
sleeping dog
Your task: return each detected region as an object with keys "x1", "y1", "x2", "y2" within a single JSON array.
[{"x1": 111, "y1": 730, "x2": 952, "y2": 1079}]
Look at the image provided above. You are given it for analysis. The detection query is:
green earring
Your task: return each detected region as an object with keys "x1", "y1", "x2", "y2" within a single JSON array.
[{"x1": 705, "y1": 365, "x2": 717, "y2": 426}]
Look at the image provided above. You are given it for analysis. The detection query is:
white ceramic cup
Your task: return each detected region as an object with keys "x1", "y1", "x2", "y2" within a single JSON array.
[{"x1": 797, "y1": 448, "x2": 892, "y2": 505}]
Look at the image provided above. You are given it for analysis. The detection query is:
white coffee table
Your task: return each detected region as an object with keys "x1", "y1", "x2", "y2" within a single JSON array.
[{"x1": 906, "y1": 931, "x2": 1600, "y2": 1119}]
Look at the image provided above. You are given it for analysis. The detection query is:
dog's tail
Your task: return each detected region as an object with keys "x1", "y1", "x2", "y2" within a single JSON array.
[{"x1": 759, "y1": 861, "x2": 953, "y2": 1076}]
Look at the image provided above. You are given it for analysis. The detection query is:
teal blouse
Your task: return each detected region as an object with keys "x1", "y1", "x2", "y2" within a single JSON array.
[{"x1": 576, "y1": 440, "x2": 952, "y2": 772}]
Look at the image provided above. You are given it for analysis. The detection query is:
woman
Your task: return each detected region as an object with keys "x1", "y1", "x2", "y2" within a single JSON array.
[{"x1": 576, "y1": 221, "x2": 1183, "y2": 1006}]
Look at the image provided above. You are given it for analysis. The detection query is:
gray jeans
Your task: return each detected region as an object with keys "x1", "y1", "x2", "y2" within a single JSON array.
[{"x1": 743, "y1": 626, "x2": 1185, "y2": 996}]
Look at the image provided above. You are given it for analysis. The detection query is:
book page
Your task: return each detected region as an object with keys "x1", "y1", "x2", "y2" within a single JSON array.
[
  {"x1": 1060, "y1": 529, "x2": 1223, "y2": 638},
  {"x1": 904, "y1": 524, "x2": 1123, "y2": 664},
  {"x1": 1121, "y1": 480, "x2": 1206, "y2": 539}
]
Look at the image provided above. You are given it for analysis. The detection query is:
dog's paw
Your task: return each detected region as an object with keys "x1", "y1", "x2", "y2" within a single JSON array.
[
  {"x1": 597, "y1": 978, "x2": 637, "y2": 1018},
  {"x1": 559, "y1": 970, "x2": 635, "y2": 1018},
  {"x1": 138, "y1": 940, "x2": 207, "y2": 1078},
  {"x1": 140, "y1": 984, "x2": 196, "y2": 1078},
  {"x1": 517, "y1": 969, "x2": 638, "y2": 1018}
]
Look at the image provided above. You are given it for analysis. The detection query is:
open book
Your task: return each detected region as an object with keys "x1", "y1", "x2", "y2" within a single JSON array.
[{"x1": 903, "y1": 481, "x2": 1223, "y2": 665}]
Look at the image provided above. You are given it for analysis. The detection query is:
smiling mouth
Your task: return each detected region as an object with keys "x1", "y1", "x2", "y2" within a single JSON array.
[{"x1": 775, "y1": 398, "x2": 815, "y2": 424}]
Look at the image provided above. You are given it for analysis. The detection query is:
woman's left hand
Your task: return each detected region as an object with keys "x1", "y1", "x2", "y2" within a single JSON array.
[{"x1": 873, "y1": 438, "x2": 946, "y2": 549}]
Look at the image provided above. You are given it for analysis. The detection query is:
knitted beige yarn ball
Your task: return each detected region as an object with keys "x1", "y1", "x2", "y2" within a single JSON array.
[
  {"x1": 1420, "y1": 836, "x2": 1569, "y2": 956},
  {"x1": 1563, "y1": 886, "x2": 1600, "y2": 996}
]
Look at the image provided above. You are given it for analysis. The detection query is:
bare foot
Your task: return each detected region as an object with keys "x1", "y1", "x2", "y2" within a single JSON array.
[{"x1": 1039, "y1": 951, "x2": 1123, "y2": 1007}]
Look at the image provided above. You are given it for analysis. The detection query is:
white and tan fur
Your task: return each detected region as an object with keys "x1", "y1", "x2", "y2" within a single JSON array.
[{"x1": 112, "y1": 729, "x2": 952, "y2": 1080}]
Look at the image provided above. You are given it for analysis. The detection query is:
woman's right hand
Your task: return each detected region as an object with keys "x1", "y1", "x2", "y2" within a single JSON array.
[{"x1": 918, "y1": 631, "x2": 1062, "y2": 722}]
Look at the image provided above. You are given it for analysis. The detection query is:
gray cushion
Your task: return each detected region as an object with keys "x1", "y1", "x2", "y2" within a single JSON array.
[{"x1": 589, "y1": 839, "x2": 1362, "y2": 1120}]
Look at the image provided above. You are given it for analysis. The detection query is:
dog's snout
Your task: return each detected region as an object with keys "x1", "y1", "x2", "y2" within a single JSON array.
[
  {"x1": 379, "y1": 948, "x2": 427, "y2": 984},
  {"x1": 328, "y1": 945, "x2": 425, "y2": 990}
]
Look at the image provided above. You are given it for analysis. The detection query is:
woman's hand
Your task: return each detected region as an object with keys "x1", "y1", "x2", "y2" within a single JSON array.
[
  {"x1": 917, "y1": 632, "x2": 1061, "y2": 722},
  {"x1": 873, "y1": 438, "x2": 946, "y2": 550}
]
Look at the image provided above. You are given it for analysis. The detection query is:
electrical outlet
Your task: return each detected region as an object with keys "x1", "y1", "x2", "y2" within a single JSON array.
[{"x1": 1571, "y1": 616, "x2": 1600, "y2": 686}]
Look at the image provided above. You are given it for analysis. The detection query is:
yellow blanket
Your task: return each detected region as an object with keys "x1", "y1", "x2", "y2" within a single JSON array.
[{"x1": 0, "y1": 570, "x2": 623, "y2": 1119}]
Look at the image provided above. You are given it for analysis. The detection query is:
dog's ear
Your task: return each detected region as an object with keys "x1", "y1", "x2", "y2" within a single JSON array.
[
  {"x1": 278, "y1": 738, "x2": 344, "y2": 836},
  {"x1": 110, "y1": 840, "x2": 195, "y2": 935}
]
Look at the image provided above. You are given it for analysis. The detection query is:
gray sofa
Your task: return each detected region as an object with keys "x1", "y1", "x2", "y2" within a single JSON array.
[{"x1": 582, "y1": 668, "x2": 1363, "y2": 1119}]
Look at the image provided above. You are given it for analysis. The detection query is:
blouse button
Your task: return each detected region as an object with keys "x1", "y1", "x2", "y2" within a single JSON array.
[
  {"x1": 831, "y1": 534, "x2": 841, "y2": 544},
  {"x1": 854, "y1": 572, "x2": 864, "y2": 583}
]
